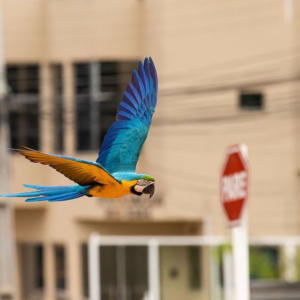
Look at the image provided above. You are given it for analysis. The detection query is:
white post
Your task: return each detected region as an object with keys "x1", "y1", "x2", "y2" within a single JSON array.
[
  {"x1": 89, "y1": 233, "x2": 101, "y2": 300},
  {"x1": 223, "y1": 249, "x2": 234, "y2": 300},
  {"x1": 148, "y1": 239, "x2": 160, "y2": 300},
  {"x1": 232, "y1": 144, "x2": 250, "y2": 300},
  {"x1": 284, "y1": 241, "x2": 296, "y2": 282},
  {"x1": 232, "y1": 212, "x2": 250, "y2": 300}
]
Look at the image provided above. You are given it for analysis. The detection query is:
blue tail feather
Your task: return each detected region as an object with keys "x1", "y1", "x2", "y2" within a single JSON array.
[
  {"x1": 23, "y1": 184, "x2": 75, "y2": 190},
  {"x1": 25, "y1": 192, "x2": 83, "y2": 202},
  {"x1": 1, "y1": 184, "x2": 88, "y2": 202},
  {"x1": 49, "y1": 192, "x2": 83, "y2": 202}
]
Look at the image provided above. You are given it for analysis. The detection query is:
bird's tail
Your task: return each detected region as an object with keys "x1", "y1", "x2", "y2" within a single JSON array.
[{"x1": 0, "y1": 184, "x2": 89, "y2": 202}]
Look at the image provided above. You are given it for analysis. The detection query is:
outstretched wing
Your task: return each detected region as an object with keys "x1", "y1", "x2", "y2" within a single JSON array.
[
  {"x1": 14, "y1": 147, "x2": 121, "y2": 186},
  {"x1": 96, "y1": 57, "x2": 158, "y2": 173}
]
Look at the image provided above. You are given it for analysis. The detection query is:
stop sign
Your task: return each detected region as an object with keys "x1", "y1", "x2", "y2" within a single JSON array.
[{"x1": 220, "y1": 144, "x2": 249, "y2": 227}]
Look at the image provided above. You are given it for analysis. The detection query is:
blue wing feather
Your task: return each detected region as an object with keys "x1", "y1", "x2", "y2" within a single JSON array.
[
  {"x1": 132, "y1": 70, "x2": 146, "y2": 99},
  {"x1": 149, "y1": 57, "x2": 158, "y2": 93},
  {"x1": 116, "y1": 111, "x2": 134, "y2": 121},
  {"x1": 138, "y1": 61, "x2": 150, "y2": 94},
  {"x1": 118, "y1": 102, "x2": 137, "y2": 116},
  {"x1": 96, "y1": 58, "x2": 158, "y2": 173},
  {"x1": 126, "y1": 83, "x2": 142, "y2": 105},
  {"x1": 123, "y1": 92, "x2": 139, "y2": 110}
]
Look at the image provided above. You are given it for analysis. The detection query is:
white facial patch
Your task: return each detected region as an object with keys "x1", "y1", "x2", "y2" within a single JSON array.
[{"x1": 134, "y1": 185, "x2": 145, "y2": 193}]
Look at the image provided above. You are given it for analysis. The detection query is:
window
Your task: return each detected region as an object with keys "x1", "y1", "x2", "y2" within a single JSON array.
[
  {"x1": 6, "y1": 65, "x2": 40, "y2": 149},
  {"x1": 54, "y1": 245, "x2": 66, "y2": 299},
  {"x1": 125, "y1": 246, "x2": 148, "y2": 299},
  {"x1": 100, "y1": 246, "x2": 118, "y2": 299},
  {"x1": 81, "y1": 244, "x2": 148, "y2": 300},
  {"x1": 74, "y1": 61, "x2": 138, "y2": 151},
  {"x1": 239, "y1": 92, "x2": 264, "y2": 110},
  {"x1": 75, "y1": 63, "x2": 92, "y2": 151},
  {"x1": 51, "y1": 65, "x2": 64, "y2": 152},
  {"x1": 188, "y1": 246, "x2": 201, "y2": 289},
  {"x1": 249, "y1": 246, "x2": 280, "y2": 279},
  {"x1": 81, "y1": 244, "x2": 89, "y2": 298},
  {"x1": 20, "y1": 243, "x2": 44, "y2": 300}
]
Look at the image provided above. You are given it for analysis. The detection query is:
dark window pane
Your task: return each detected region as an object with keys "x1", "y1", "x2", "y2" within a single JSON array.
[
  {"x1": 125, "y1": 246, "x2": 148, "y2": 300},
  {"x1": 20, "y1": 243, "x2": 44, "y2": 300},
  {"x1": 8, "y1": 101, "x2": 39, "y2": 149},
  {"x1": 100, "y1": 246, "x2": 117, "y2": 300},
  {"x1": 74, "y1": 61, "x2": 138, "y2": 151},
  {"x1": 75, "y1": 63, "x2": 90, "y2": 95},
  {"x1": 51, "y1": 64, "x2": 64, "y2": 152},
  {"x1": 240, "y1": 92, "x2": 263, "y2": 110},
  {"x1": 76, "y1": 95, "x2": 92, "y2": 151},
  {"x1": 81, "y1": 244, "x2": 89, "y2": 298},
  {"x1": 101, "y1": 62, "x2": 119, "y2": 93},
  {"x1": 54, "y1": 245, "x2": 66, "y2": 291},
  {"x1": 75, "y1": 63, "x2": 92, "y2": 151},
  {"x1": 6, "y1": 64, "x2": 40, "y2": 149},
  {"x1": 188, "y1": 246, "x2": 201, "y2": 289},
  {"x1": 7, "y1": 65, "x2": 39, "y2": 94},
  {"x1": 35, "y1": 245, "x2": 44, "y2": 288}
]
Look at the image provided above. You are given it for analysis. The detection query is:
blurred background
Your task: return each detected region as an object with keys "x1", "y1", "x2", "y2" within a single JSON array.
[{"x1": 0, "y1": 0, "x2": 300, "y2": 299}]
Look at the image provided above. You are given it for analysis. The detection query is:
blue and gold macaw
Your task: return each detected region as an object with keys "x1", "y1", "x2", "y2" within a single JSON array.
[{"x1": 1, "y1": 58, "x2": 158, "y2": 202}]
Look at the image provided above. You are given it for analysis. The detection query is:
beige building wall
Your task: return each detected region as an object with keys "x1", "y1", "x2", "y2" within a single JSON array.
[
  {"x1": 1, "y1": 0, "x2": 300, "y2": 299},
  {"x1": 142, "y1": 0, "x2": 300, "y2": 236}
]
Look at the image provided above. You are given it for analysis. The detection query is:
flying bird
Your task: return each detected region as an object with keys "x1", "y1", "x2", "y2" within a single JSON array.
[{"x1": 1, "y1": 58, "x2": 158, "y2": 202}]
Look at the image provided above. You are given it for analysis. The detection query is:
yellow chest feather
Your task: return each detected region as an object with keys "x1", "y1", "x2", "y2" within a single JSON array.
[{"x1": 88, "y1": 180, "x2": 137, "y2": 199}]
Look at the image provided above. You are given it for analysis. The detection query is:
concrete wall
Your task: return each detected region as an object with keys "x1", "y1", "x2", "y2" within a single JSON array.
[
  {"x1": 2, "y1": 0, "x2": 142, "y2": 62},
  {"x1": 142, "y1": 0, "x2": 300, "y2": 235}
]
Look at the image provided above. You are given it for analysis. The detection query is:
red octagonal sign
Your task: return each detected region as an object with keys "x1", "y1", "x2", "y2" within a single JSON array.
[{"x1": 220, "y1": 144, "x2": 249, "y2": 227}]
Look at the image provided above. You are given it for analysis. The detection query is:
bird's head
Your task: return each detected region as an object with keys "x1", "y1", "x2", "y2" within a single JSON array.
[{"x1": 131, "y1": 175, "x2": 155, "y2": 198}]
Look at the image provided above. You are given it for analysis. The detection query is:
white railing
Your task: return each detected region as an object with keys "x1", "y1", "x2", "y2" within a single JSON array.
[{"x1": 88, "y1": 234, "x2": 300, "y2": 300}]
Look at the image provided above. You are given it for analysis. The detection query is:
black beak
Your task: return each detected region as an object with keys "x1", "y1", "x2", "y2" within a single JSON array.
[{"x1": 143, "y1": 183, "x2": 155, "y2": 198}]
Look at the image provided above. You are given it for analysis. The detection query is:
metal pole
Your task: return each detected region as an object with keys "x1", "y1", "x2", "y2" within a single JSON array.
[{"x1": 89, "y1": 233, "x2": 101, "y2": 300}]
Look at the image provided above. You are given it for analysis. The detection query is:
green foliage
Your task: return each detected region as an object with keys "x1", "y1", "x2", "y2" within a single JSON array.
[
  {"x1": 249, "y1": 247, "x2": 280, "y2": 279},
  {"x1": 294, "y1": 248, "x2": 300, "y2": 280}
]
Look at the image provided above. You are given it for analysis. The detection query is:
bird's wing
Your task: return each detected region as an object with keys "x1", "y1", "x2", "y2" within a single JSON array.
[
  {"x1": 14, "y1": 147, "x2": 121, "y2": 186},
  {"x1": 96, "y1": 57, "x2": 158, "y2": 173}
]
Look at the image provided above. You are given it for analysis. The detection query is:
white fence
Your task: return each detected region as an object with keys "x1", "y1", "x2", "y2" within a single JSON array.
[{"x1": 88, "y1": 234, "x2": 300, "y2": 300}]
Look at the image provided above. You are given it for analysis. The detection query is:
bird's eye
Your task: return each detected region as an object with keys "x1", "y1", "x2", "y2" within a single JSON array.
[{"x1": 138, "y1": 179, "x2": 147, "y2": 186}]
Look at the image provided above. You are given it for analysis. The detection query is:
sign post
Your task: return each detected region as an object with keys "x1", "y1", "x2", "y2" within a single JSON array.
[{"x1": 220, "y1": 144, "x2": 249, "y2": 300}]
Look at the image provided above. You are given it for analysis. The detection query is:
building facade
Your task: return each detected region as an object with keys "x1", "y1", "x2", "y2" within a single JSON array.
[{"x1": 0, "y1": 0, "x2": 300, "y2": 299}]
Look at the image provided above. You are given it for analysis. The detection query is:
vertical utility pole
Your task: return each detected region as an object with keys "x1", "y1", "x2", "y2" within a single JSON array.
[{"x1": 0, "y1": 1, "x2": 15, "y2": 299}]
